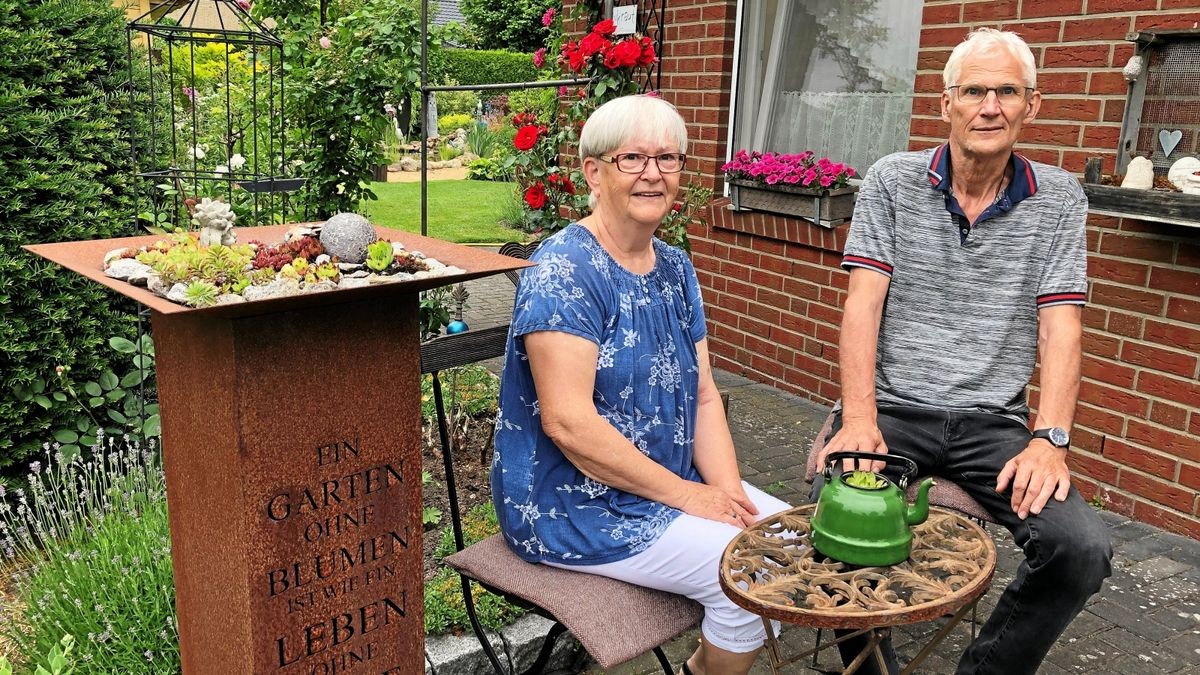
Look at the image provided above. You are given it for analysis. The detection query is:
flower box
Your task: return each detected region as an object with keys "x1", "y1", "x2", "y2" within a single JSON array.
[{"x1": 728, "y1": 179, "x2": 858, "y2": 228}]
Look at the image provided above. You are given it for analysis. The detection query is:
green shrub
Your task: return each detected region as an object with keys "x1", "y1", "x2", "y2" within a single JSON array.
[
  {"x1": 467, "y1": 157, "x2": 515, "y2": 182},
  {"x1": 507, "y1": 87, "x2": 559, "y2": 124},
  {"x1": 438, "y1": 144, "x2": 463, "y2": 162},
  {"x1": 0, "y1": 0, "x2": 161, "y2": 469},
  {"x1": 465, "y1": 124, "x2": 502, "y2": 159},
  {"x1": 437, "y1": 113, "x2": 473, "y2": 137},
  {"x1": 433, "y1": 49, "x2": 538, "y2": 87},
  {"x1": 459, "y1": 0, "x2": 559, "y2": 52},
  {"x1": 1, "y1": 434, "x2": 178, "y2": 672},
  {"x1": 435, "y1": 88, "x2": 480, "y2": 117}
]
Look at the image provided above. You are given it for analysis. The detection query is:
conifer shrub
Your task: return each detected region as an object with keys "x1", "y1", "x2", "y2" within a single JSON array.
[{"x1": 0, "y1": 0, "x2": 159, "y2": 468}]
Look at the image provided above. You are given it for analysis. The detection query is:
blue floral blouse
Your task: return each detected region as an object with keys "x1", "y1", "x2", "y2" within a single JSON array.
[{"x1": 491, "y1": 224, "x2": 708, "y2": 565}]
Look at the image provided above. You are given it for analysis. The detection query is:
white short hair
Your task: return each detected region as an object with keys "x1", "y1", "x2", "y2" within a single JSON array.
[
  {"x1": 943, "y1": 28, "x2": 1037, "y2": 89},
  {"x1": 579, "y1": 95, "x2": 688, "y2": 208}
]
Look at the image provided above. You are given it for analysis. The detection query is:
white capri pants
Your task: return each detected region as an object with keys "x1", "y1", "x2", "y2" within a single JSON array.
[{"x1": 547, "y1": 482, "x2": 791, "y2": 653}]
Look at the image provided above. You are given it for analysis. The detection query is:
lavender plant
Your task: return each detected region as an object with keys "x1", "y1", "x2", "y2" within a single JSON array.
[{"x1": 0, "y1": 433, "x2": 178, "y2": 672}]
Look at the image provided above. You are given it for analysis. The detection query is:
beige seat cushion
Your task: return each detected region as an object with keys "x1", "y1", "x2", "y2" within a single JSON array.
[{"x1": 445, "y1": 533, "x2": 703, "y2": 669}]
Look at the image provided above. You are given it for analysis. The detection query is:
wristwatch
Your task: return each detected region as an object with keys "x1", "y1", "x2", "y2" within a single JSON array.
[{"x1": 1032, "y1": 427, "x2": 1071, "y2": 448}]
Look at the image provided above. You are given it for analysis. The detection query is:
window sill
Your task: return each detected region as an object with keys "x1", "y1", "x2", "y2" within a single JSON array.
[{"x1": 1083, "y1": 184, "x2": 1200, "y2": 230}]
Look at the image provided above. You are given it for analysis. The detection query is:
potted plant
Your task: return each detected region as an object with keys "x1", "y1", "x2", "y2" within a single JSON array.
[{"x1": 721, "y1": 150, "x2": 858, "y2": 227}]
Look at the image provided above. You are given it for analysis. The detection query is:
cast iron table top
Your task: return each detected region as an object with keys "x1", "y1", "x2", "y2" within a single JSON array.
[{"x1": 719, "y1": 505, "x2": 997, "y2": 674}]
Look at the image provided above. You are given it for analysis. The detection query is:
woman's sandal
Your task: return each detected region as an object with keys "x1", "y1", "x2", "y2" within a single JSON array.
[{"x1": 680, "y1": 661, "x2": 695, "y2": 675}]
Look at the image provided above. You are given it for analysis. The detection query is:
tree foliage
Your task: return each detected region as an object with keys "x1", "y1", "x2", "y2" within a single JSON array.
[
  {"x1": 0, "y1": 0, "x2": 156, "y2": 468},
  {"x1": 460, "y1": 0, "x2": 561, "y2": 53}
]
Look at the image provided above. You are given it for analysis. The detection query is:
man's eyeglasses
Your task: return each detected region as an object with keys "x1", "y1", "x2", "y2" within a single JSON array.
[
  {"x1": 597, "y1": 152, "x2": 687, "y2": 174},
  {"x1": 946, "y1": 84, "x2": 1033, "y2": 105}
]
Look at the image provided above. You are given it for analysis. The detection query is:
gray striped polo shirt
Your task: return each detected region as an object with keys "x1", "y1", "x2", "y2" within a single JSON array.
[{"x1": 841, "y1": 145, "x2": 1088, "y2": 421}]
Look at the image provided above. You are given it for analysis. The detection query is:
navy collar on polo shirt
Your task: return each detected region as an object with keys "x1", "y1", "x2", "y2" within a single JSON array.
[{"x1": 927, "y1": 143, "x2": 1038, "y2": 244}]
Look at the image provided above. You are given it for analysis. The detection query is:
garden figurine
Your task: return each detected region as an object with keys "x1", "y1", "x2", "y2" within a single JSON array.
[
  {"x1": 193, "y1": 197, "x2": 237, "y2": 247},
  {"x1": 813, "y1": 28, "x2": 1112, "y2": 675},
  {"x1": 491, "y1": 95, "x2": 790, "y2": 675}
]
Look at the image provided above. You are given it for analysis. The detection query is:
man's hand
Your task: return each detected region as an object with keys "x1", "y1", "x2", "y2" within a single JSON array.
[
  {"x1": 996, "y1": 439, "x2": 1072, "y2": 519},
  {"x1": 818, "y1": 417, "x2": 889, "y2": 473}
]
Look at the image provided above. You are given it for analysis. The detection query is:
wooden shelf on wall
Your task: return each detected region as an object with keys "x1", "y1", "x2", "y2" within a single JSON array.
[{"x1": 1083, "y1": 184, "x2": 1200, "y2": 230}]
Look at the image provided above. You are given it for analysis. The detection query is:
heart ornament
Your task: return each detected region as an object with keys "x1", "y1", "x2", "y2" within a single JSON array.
[{"x1": 1160, "y1": 129, "x2": 1183, "y2": 158}]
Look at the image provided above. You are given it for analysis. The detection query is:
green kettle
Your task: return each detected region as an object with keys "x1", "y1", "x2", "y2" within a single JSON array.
[{"x1": 811, "y1": 451, "x2": 935, "y2": 566}]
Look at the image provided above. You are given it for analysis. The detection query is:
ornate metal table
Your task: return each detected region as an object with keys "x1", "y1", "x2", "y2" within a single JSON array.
[{"x1": 719, "y1": 505, "x2": 996, "y2": 674}]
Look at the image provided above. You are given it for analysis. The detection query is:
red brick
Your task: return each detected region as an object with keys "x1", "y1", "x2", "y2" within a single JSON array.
[
  {"x1": 1062, "y1": 150, "x2": 1115, "y2": 174},
  {"x1": 911, "y1": 117, "x2": 950, "y2": 139},
  {"x1": 1021, "y1": 0, "x2": 1083, "y2": 19},
  {"x1": 1150, "y1": 267, "x2": 1200, "y2": 297},
  {"x1": 792, "y1": 261, "x2": 831, "y2": 285},
  {"x1": 1104, "y1": 438, "x2": 1179, "y2": 480},
  {"x1": 1102, "y1": 98, "x2": 1125, "y2": 123},
  {"x1": 1119, "y1": 470, "x2": 1195, "y2": 511},
  {"x1": 1166, "y1": 296, "x2": 1200, "y2": 323},
  {"x1": 1150, "y1": 401, "x2": 1191, "y2": 431},
  {"x1": 1098, "y1": 232, "x2": 1176, "y2": 262},
  {"x1": 1039, "y1": 98, "x2": 1103, "y2": 122},
  {"x1": 920, "y1": 26, "x2": 969, "y2": 48},
  {"x1": 1179, "y1": 243, "x2": 1200, "y2": 267},
  {"x1": 1181, "y1": 463, "x2": 1200, "y2": 491},
  {"x1": 750, "y1": 268, "x2": 786, "y2": 291},
  {"x1": 1089, "y1": 256, "x2": 1150, "y2": 286},
  {"x1": 1070, "y1": 451, "x2": 1121, "y2": 485},
  {"x1": 1090, "y1": 282, "x2": 1164, "y2": 315},
  {"x1": 1043, "y1": 44, "x2": 1109, "y2": 68},
  {"x1": 1123, "y1": 342, "x2": 1198, "y2": 379},
  {"x1": 1164, "y1": 0, "x2": 1200, "y2": 8},
  {"x1": 917, "y1": 49, "x2": 953, "y2": 71},
  {"x1": 747, "y1": 301, "x2": 781, "y2": 325},
  {"x1": 1110, "y1": 44, "x2": 1135, "y2": 68},
  {"x1": 1093, "y1": 0, "x2": 1156, "y2": 9},
  {"x1": 1134, "y1": 13, "x2": 1200, "y2": 31},
  {"x1": 1082, "y1": 124, "x2": 1122, "y2": 148},
  {"x1": 1144, "y1": 319, "x2": 1200, "y2": 353},
  {"x1": 1132, "y1": 500, "x2": 1200, "y2": 539},
  {"x1": 1080, "y1": 380, "x2": 1149, "y2": 416},
  {"x1": 1137, "y1": 370, "x2": 1200, "y2": 411},
  {"x1": 964, "y1": 0, "x2": 1017, "y2": 21},
  {"x1": 750, "y1": 353, "x2": 785, "y2": 380},
  {"x1": 1126, "y1": 419, "x2": 1200, "y2": 462},
  {"x1": 1087, "y1": 72, "x2": 1128, "y2": 96},
  {"x1": 1082, "y1": 305, "x2": 1108, "y2": 329},
  {"x1": 1081, "y1": 354, "x2": 1135, "y2": 387},
  {"x1": 923, "y1": 3, "x2": 961, "y2": 25},
  {"x1": 1082, "y1": 329, "x2": 1121, "y2": 359},
  {"x1": 1106, "y1": 310, "x2": 1143, "y2": 338},
  {"x1": 1002, "y1": 21, "x2": 1063, "y2": 45},
  {"x1": 1023, "y1": 122, "x2": 1081, "y2": 145},
  {"x1": 780, "y1": 312, "x2": 816, "y2": 338},
  {"x1": 1098, "y1": 487, "x2": 1136, "y2": 516},
  {"x1": 1063, "y1": 17, "x2": 1132, "y2": 42},
  {"x1": 1075, "y1": 402, "x2": 1126, "y2": 435}
]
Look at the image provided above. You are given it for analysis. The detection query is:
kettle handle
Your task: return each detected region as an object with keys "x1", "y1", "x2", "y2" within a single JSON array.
[{"x1": 823, "y1": 451, "x2": 918, "y2": 489}]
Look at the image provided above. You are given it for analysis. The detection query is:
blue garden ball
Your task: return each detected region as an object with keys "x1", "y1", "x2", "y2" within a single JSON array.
[{"x1": 446, "y1": 320, "x2": 469, "y2": 334}]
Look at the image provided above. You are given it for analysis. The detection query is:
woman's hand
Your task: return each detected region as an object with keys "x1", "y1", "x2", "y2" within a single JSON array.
[{"x1": 675, "y1": 480, "x2": 757, "y2": 528}]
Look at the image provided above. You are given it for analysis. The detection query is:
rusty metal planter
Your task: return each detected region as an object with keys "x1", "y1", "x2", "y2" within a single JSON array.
[{"x1": 728, "y1": 179, "x2": 858, "y2": 228}]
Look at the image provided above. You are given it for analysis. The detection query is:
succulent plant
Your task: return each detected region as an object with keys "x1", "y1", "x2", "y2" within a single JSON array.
[
  {"x1": 365, "y1": 239, "x2": 394, "y2": 272},
  {"x1": 846, "y1": 471, "x2": 886, "y2": 489},
  {"x1": 182, "y1": 280, "x2": 219, "y2": 307}
]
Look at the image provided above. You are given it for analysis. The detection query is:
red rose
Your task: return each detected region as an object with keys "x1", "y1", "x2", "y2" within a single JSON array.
[
  {"x1": 560, "y1": 41, "x2": 584, "y2": 73},
  {"x1": 562, "y1": 177, "x2": 576, "y2": 195},
  {"x1": 592, "y1": 19, "x2": 616, "y2": 36},
  {"x1": 672, "y1": 203, "x2": 682, "y2": 213},
  {"x1": 603, "y1": 46, "x2": 621, "y2": 69},
  {"x1": 637, "y1": 36, "x2": 656, "y2": 66},
  {"x1": 612, "y1": 39, "x2": 642, "y2": 68},
  {"x1": 579, "y1": 32, "x2": 610, "y2": 59},
  {"x1": 524, "y1": 182, "x2": 548, "y2": 210},
  {"x1": 513, "y1": 125, "x2": 541, "y2": 151}
]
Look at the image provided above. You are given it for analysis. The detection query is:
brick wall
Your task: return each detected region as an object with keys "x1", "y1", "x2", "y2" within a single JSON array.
[{"x1": 565, "y1": 0, "x2": 1200, "y2": 538}]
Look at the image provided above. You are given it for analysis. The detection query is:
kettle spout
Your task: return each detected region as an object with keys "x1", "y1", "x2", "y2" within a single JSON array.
[{"x1": 906, "y1": 478, "x2": 936, "y2": 526}]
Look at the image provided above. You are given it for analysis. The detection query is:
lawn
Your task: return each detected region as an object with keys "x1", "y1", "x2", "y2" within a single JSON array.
[{"x1": 365, "y1": 180, "x2": 530, "y2": 244}]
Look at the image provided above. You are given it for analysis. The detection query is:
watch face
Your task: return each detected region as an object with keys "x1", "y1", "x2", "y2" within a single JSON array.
[{"x1": 1049, "y1": 427, "x2": 1070, "y2": 447}]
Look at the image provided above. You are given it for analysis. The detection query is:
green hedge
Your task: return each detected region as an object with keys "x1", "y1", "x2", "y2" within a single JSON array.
[
  {"x1": 0, "y1": 0, "x2": 156, "y2": 468},
  {"x1": 432, "y1": 48, "x2": 538, "y2": 87}
]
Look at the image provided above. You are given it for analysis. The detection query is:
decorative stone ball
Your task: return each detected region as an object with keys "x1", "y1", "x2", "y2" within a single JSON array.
[
  {"x1": 446, "y1": 320, "x2": 469, "y2": 334},
  {"x1": 319, "y1": 212, "x2": 376, "y2": 263}
]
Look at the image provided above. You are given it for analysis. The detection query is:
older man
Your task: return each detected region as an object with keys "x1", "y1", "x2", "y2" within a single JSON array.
[{"x1": 814, "y1": 28, "x2": 1113, "y2": 675}]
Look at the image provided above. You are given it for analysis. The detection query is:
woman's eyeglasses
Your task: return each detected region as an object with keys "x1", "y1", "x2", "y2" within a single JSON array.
[
  {"x1": 597, "y1": 152, "x2": 687, "y2": 174},
  {"x1": 946, "y1": 84, "x2": 1032, "y2": 105}
]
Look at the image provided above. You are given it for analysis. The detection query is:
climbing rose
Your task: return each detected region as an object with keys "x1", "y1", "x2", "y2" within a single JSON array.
[
  {"x1": 542, "y1": 8, "x2": 556, "y2": 27},
  {"x1": 533, "y1": 47, "x2": 546, "y2": 68},
  {"x1": 319, "y1": 36, "x2": 331, "y2": 49}
]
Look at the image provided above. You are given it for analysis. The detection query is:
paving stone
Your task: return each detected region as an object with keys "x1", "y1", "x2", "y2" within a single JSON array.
[
  {"x1": 1060, "y1": 608, "x2": 1112, "y2": 641},
  {"x1": 1128, "y1": 556, "x2": 1194, "y2": 584},
  {"x1": 1116, "y1": 533, "x2": 1192, "y2": 563},
  {"x1": 1145, "y1": 598, "x2": 1200, "y2": 631},
  {"x1": 499, "y1": 614, "x2": 585, "y2": 674},
  {"x1": 425, "y1": 628, "x2": 508, "y2": 675},
  {"x1": 1086, "y1": 599, "x2": 1178, "y2": 642}
]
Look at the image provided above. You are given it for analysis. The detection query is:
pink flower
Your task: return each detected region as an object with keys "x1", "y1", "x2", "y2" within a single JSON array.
[
  {"x1": 237, "y1": 0, "x2": 251, "y2": 10},
  {"x1": 542, "y1": 7, "x2": 556, "y2": 27},
  {"x1": 319, "y1": 36, "x2": 331, "y2": 49},
  {"x1": 645, "y1": 90, "x2": 660, "y2": 98},
  {"x1": 820, "y1": 174, "x2": 835, "y2": 188},
  {"x1": 533, "y1": 47, "x2": 546, "y2": 68},
  {"x1": 559, "y1": 86, "x2": 568, "y2": 97}
]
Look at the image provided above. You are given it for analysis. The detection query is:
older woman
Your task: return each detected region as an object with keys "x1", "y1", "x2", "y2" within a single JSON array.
[{"x1": 491, "y1": 95, "x2": 789, "y2": 675}]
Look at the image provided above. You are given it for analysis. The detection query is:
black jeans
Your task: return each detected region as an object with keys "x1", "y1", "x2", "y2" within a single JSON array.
[{"x1": 809, "y1": 406, "x2": 1113, "y2": 675}]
